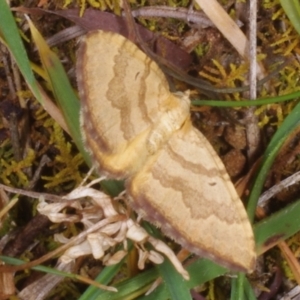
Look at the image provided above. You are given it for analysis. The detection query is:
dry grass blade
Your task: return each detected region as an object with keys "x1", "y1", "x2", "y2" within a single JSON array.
[
  {"x1": 195, "y1": 0, "x2": 248, "y2": 58},
  {"x1": 195, "y1": 0, "x2": 265, "y2": 79},
  {"x1": 278, "y1": 241, "x2": 300, "y2": 286}
]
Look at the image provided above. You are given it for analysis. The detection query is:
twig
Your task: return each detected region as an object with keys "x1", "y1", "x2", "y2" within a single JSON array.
[
  {"x1": 27, "y1": 155, "x2": 51, "y2": 190},
  {"x1": 0, "y1": 45, "x2": 15, "y2": 99},
  {"x1": 128, "y1": 6, "x2": 214, "y2": 28},
  {"x1": 278, "y1": 285, "x2": 300, "y2": 300},
  {"x1": 245, "y1": 0, "x2": 260, "y2": 163},
  {"x1": 258, "y1": 170, "x2": 300, "y2": 207},
  {"x1": 44, "y1": 25, "x2": 85, "y2": 49},
  {"x1": 0, "y1": 183, "x2": 63, "y2": 202},
  {"x1": 11, "y1": 57, "x2": 26, "y2": 108},
  {"x1": 249, "y1": 0, "x2": 257, "y2": 100}
]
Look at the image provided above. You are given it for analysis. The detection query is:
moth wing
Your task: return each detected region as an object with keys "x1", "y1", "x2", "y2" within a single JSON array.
[
  {"x1": 127, "y1": 122, "x2": 256, "y2": 271},
  {"x1": 77, "y1": 30, "x2": 172, "y2": 177}
]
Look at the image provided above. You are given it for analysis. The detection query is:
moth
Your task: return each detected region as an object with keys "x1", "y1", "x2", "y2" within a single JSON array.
[{"x1": 76, "y1": 30, "x2": 256, "y2": 272}]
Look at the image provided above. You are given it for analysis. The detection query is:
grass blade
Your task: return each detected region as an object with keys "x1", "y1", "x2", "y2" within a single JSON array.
[
  {"x1": 156, "y1": 259, "x2": 191, "y2": 300},
  {"x1": 27, "y1": 17, "x2": 87, "y2": 162},
  {"x1": 247, "y1": 100, "x2": 300, "y2": 221},
  {"x1": 280, "y1": 0, "x2": 300, "y2": 35},
  {"x1": 0, "y1": 0, "x2": 40, "y2": 99}
]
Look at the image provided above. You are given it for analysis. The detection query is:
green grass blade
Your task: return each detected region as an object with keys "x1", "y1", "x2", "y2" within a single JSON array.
[
  {"x1": 91, "y1": 268, "x2": 159, "y2": 300},
  {"x1": 0, "y1": 256, "x2": 76, "y2": 279},
  {"x1": 230, "y1": 274, "x2": 244, "y2": 300},
  {"x1": 27, "y1": 18, "x2": 88, "y2": 164},
  {"x1": 230, "y1": 274, "x2": 256, "y2": 300},
  {"x1": 280, "y1": 0, "x2": 300, "y2": 36},
  {"x1": 155, "y1": 259, "x2": 191, "y2": 300},
  {"x1": 193, "y1": 90, "x2": 300, "y2": 107},
  {"x1": 140, "y1": 222, "x2": 191, "y2": 299},
  {"x1": 136, "y1": 259, "x2": 192, "y2": 300},
  {"x1": 140, "y1": 259, "x2": 226, "y2": 300},
  {"x1": 79, "y1": 260, "x2": 124, "y2": 300},
  {"x1": 186, "y1": 258, "x2": 227, "y2": 287},
  {"x1": 254, "y1": 197, "x2": 300, "y2": 254},
  {"x1": 0, "y1": 0, "x2": 41, "y2": 101},
  {"x1": 247, "y1": 100, "x2": 300, "y2": 221},
  {"x1": 243, "y1": 276, "x2": 257, "y2": 300}
]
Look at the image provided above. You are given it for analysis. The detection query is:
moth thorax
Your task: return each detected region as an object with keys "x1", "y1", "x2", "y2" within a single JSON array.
[{"x1": 146, "y1": 93, "x2": 190, "y2": 155}]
